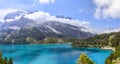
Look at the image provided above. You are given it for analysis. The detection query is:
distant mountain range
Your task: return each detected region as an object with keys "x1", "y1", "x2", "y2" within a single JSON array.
[{"x1": 0, "y1": 10, "x2": 94, "y2": 44}]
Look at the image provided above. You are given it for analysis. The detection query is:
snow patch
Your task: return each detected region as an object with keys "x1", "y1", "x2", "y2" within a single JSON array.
[
  {"x1": 46, "y1": 25, "x2": 62, "y2": 34},
  {"x1": 9, "y1": 26, "x2": 21, "y2": 30}
]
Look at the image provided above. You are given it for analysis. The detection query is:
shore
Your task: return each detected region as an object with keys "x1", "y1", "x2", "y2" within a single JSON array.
[{"x1": 101, "y1": 46, "x2": 115, "y2": 51}]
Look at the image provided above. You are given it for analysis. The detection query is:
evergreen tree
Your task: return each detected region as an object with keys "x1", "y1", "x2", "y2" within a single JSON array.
[
  {"x1": 77, "y1": 54, "x2": 95, "y2": 64},
  {"x1": 8, "y1": 58, "x2": 13, "y2": 64},
  {"x1": 0, "y1": 51, "x2": 2, "y2": 63},
  {"x1": 3, "y1": 57, "x2": 8, "y2": 64},
  {"x1": 0, "y1": 51, "x2": 13, "y2": 64}
]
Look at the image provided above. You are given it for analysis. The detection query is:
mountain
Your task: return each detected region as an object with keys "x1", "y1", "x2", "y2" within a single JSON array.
[
  {"x1": 72, "y1": 31, "x2": 120, "y2": 48},
  {"x1": 56, "y1": 15, "x2": 73, "y2": 20},
  {"x1": 3, "y1": 11, "x2": 28, "y2": 19},
  {"x1": 0, "y1": 22, "x2": 3, "y2": 30},
  {"x1": 0, "y1": 10, "x2": 94, "y2": 44}
]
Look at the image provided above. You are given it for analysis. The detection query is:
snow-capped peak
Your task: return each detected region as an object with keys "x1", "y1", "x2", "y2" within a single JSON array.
[
  {"x1": 0, "y1": 9, "x2": 96, "y2": 34},
  {"x1": 0, "y1": 9, "x2": 28, "y2": 22}
]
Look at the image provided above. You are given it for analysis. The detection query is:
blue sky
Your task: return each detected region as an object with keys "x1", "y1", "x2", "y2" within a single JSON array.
[{"x1": 0, "y1": 0, "x2": 120, "y2": 30}]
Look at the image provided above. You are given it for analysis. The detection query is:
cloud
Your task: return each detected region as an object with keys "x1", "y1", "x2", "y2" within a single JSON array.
[
  {"x1": 0, "y1": 9, "x2": 97, "y2": 34},
  {"x1": 0, "y1": 8, "x2": 28, "y2": 22},
  {"x1": 38, "y1": 0, "x2": 55, "y2": 4},
  {"x1": 99, "y1": 28, "x2": 120, "y2": 34},
  {"x1": 93, "y1": 0, "x2": 120, "y2": 19},
  {"x1": 2, "y1": 9, "x2": 119, "y2": 34},
  {"x1": 24, "y1": 11, "x2": 53, "y2": 24},
  {"x1": 0, "y1": 9, "x2": 19, "y2": 22},
  {"x1": 24, "y1": 11, "x2": 89, "y2": 27},
  {"x1": 24, "y1": 11, "x2": 95, "y2": 33}
]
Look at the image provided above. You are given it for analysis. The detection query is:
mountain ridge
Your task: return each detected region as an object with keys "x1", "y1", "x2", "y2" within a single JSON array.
[{"x1": 0, "y1": 10, "x2": 95, "y2": 44}]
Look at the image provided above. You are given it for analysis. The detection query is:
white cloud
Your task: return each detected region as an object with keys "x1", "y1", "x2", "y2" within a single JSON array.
[
  {"x1": 99, "y1": 28, "x2": 120, "y2": 34},
  {"x1": 2, "y1": 9, "x2": 119, "y2": 34},
  {"x1": 4, "y1": 15, "x2": 23, "y2": 22},
  {"x1": 24, "y1": 11, "x2": 89, "y2": 27},
  {"x1": 0, "y1": 8, "x2": 28, "y2": 22},
  {"x1": 0, "y1": 9, "x2": 19, "y2": 22},
  {"x1": 93, "y1": 0, "x2": 120, "y2": 19},
  {"x1": 24, "y1": 11, "x2": 54, "y2": 24},
  {"x1": 38, "y1": 0, "x2": 55, "y2": 4},
  {"x1": 24, "y1": 11, "x2": 95, "y2": 33}
]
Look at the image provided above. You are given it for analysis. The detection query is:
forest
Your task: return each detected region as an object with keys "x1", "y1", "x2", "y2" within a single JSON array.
[{"x1": 72, "y1": 32, "x2": 120, "y2": 64}]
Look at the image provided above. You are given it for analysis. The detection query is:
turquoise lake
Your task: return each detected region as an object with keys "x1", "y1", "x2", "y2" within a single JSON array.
[{"x1": 0, "y1": 43, "x2": 112, "y2": 64}]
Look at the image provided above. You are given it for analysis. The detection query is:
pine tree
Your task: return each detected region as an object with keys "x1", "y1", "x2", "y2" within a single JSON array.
[
  {"x1": 8, "y1": 58, "x2": 13, "y2": 64},
  {"x1": 0, "y1": 51, "x2": 2, "y2": 64},
  {"x1": 3, "y1": 57, "x2": 8, "y2": 64},
  {"x1": 77, "y1": 54, "x2": 95, "y2": 64}
]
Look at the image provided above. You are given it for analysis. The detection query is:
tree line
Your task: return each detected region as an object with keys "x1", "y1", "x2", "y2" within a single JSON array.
[{"x1": 72, "y1": 31, "x2": 120, "y2": 64}]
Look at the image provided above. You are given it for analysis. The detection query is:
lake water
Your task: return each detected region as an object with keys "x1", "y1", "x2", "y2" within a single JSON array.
[{"x1": 0, "y1": 43, "x2": 112, "y2": 64}]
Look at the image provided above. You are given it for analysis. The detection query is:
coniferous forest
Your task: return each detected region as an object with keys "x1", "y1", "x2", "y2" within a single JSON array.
[{"x1": 72, "y1": 32, "x2": 120, "y2": 64}]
